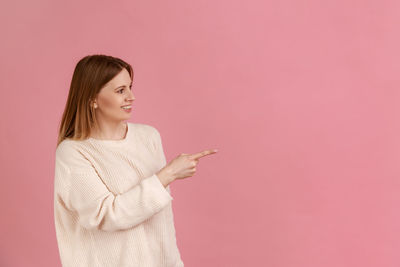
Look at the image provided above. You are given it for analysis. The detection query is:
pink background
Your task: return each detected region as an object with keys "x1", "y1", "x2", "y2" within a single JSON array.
[{"x1": 1, "y1": 0, "x2": 400, "y2": 266}]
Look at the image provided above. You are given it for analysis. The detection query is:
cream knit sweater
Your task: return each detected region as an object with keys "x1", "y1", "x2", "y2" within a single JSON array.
[{"x1": 53, "y1": 122, "x2": 184, "y2": 267}]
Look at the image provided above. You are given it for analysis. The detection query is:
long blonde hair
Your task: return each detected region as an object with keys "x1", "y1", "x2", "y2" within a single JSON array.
[{"x1": 57, "y1": 54, "x2": 134, "y2": 147}]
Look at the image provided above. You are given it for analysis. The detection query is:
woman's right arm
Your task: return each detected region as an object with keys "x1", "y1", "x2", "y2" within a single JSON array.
[{"x1": 54, "y1": 143, "x2": 174, "y2": 232}]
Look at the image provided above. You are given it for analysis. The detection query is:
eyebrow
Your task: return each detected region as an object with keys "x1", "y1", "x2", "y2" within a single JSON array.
[{"x1": 115, "y1": 82, "x2": 133, "y2": 90}]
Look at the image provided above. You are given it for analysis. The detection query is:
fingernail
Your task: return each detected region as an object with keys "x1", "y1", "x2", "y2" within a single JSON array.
[{"x1": 214, "y1": 149, "x2": 218, "y2": 152}]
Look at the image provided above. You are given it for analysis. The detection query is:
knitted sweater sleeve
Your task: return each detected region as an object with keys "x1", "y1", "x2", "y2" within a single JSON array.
[
  {"x1": 153, "y1": 127, "x2": 168, "y2": 168},
  {"x1": 54, "y1": 138, "x2": 173, "y2": 232}
]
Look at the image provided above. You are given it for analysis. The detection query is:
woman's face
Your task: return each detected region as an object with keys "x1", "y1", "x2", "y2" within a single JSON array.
[{"x1": 92, "y1": 68, "x2": 135, "y2": 123}]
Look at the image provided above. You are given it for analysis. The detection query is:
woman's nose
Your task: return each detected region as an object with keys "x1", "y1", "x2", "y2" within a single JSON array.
[{"x1": 127, "y1": 90, "x2": 135, "y2": 101}]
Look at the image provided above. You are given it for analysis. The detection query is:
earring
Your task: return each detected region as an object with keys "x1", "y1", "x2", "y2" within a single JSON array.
[{"x1": 93, "y1": 103, "x2": 98, "y2": 108}]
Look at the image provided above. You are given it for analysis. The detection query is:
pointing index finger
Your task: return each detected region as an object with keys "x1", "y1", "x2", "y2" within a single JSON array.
[{"x1": 190, "y1": 149, "x2": 218, "y2": 160}]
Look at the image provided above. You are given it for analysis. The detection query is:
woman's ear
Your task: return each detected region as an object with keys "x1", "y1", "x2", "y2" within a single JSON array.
[{"x1": 90, "y1": 99, "x2": 98, "y2": 109}]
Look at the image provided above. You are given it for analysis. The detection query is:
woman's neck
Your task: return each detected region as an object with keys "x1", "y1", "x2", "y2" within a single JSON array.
[{"x1": 90, "y1": 121, "x2": 128, "y2": 140}]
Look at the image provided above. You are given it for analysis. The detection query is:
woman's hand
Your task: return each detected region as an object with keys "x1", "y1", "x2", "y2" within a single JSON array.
[{"x1": 156, "y1": 149, "x2": 218, "y2": 186}]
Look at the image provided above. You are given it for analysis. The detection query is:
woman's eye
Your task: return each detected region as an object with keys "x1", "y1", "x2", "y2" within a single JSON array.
[{"x1": 118, "y1": 89, "x2": 124, "y2": 94}]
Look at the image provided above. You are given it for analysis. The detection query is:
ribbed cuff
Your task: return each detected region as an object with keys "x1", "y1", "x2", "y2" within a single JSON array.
[{"x1": 146, "y1": 174, "x2": 174, "y2": 202}]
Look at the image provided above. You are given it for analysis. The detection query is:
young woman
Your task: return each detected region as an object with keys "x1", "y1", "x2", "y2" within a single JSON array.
[{"x1": 54, "y1": 54, "x2": 217, "y2": 266}]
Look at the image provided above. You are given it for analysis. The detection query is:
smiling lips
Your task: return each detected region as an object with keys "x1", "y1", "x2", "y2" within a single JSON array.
[{"x1": 121, "y1": 105, "x2": 132, "y2": 112}]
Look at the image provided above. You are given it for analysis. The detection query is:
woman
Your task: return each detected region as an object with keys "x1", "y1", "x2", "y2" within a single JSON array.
[{"x1": 54, "y1": 54, "x2": 217, "y2": 267}]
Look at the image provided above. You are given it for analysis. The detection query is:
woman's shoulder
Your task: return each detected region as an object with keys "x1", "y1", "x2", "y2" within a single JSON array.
[{"x1": 55, "y1": 138, "x2": 91, "y2": 165}]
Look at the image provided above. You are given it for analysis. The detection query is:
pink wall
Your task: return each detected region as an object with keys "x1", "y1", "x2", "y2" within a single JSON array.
[{"x1": 1, "y1": 0, "x2": 400, "y2": 266}]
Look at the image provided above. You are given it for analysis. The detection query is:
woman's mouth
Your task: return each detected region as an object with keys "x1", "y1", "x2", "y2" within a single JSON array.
[{"x1": 121, "y1": 105, "x2": 132, "y2": 112}]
